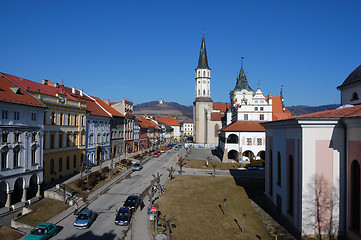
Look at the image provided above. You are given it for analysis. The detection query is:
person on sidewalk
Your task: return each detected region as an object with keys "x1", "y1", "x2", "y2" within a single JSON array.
[{"x1": 74, "y1": 202, "x2": 79, "y2": 215}]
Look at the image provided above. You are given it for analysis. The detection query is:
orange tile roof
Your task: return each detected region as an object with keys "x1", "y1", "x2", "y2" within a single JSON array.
[
  {"x1": 271, "y1": 96, "x2": 292, "y2": 120},
  {"x1": 91, "y1": 96, "x2": 125, "y2": 118},
  {"x1": 0, "y1": 73, "x2": 46, "y2": 107},
  {"x1": 85, "y1": 97, "x2": 111, "y2": 118},
  {"x1": 136, "y1": 117, "x2": 160, "y2": 129},
  {"x1": 220, "y1": 121, "x2": 265, "y2": 132},
  {"x1": 211, "y1": 112, "x2": 225, "y2": 121},
  {"x1": 293, "y1": 105, "x2": 361, "y2": 119},
  {"x1": 213, "y1": 102, "x2": 230, "y2": 112},
  {"x1": 155, "y1": 117, "x2": 180, "y2": 126}
]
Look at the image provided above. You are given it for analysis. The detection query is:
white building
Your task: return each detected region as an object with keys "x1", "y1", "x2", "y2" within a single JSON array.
[
  {"x1": 182, "y1": 122, "x2": 193, "y2": 137},
  {"x1": 0, "y1": 73, "x2": 46, "y2": 212}
]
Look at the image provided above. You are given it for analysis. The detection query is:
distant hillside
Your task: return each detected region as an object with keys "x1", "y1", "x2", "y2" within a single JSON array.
[
  {"x1": 287, "y1": 104, "x2": 340, "y2": 116},
  {"x1": 133, "y1": 101, "x2": 193, "y2": 123},
  {"x1": 133, "y1": 101, "x2": 341, "y2": 123}
]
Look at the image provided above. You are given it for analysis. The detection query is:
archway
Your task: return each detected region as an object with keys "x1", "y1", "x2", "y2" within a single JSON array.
[
  {"x1": 242, "y1": 150, "x2": 254, "y2": 162},
  {"x1": 257, "y1": 151, "x2": 266, "y2": 161},
  {"x1": 227, "y1": 150, "x2": 239, "y2": 161},
  {"x1": 0, "y1": 181, "x2": 8, "y2": 208},
  {"x1": 27, "y1": 175, "x2": 38, "y2": 200},
  {"x1": 12, "y1": 178, "x2": 24, "y2": 204},
  {"x1": 227, "y1": 134, "x2": 238, "y2": 144}
]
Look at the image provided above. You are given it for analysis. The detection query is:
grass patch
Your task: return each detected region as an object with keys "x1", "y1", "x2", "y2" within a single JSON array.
[
  {"x1": 0, "y1": 226, "x2": 23, "y2": 240},
  {"x1": 155, "y1": 175, "x2": 271, "y2": 240},
  {"x1": 17, "y1": 198, "x2": 69, "y2": 227},
  {"x1": 184, "y1": 158, "x2": 239, "y2": 170}
]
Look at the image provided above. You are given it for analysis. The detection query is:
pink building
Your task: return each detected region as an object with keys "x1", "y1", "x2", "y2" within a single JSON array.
[{"x1": 262, "y1": 64, "x2": 361, "y2": 239}]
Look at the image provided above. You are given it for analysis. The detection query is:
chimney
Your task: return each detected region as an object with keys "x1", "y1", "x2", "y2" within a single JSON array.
[
  {"x1": 72, "y1": 87, "x2": 76, "y2": 94},
  {"x1": 79, "y1": 90, "x2": 83, "y2": 96},
  {"x1": 103, "y1": 99, "x2": 110, "y2": 105},
  {"x1": 42, "y1": 79, "x2": 48, "y2": 85},
  {"x1": 54, "y1": 83, "x2": 58, "y2": 88}
]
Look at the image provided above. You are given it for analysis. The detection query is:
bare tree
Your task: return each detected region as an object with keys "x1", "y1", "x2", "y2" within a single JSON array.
[
  {"x1": 303, "y1": 175, "x2": 339, "y2": 240},
  {"x1": 167, "y1": 166, "x2": 175, "y2": 181},
  {"x1": 211, "y1": 162, "x2": 217, "y2": 177},
  {"x1": 176, "y1": 156, "x2": 188, "y2": 175}
]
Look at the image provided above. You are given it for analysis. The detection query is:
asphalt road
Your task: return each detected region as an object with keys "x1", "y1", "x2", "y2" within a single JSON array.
[{"x1": 53, "y1": 148, "x2": 181, "y2": 240}]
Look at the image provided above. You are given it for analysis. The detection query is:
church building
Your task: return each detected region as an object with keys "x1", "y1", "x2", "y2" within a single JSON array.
[{"x1": 193, "y1": 33, "x2": 291, "y2": 163}]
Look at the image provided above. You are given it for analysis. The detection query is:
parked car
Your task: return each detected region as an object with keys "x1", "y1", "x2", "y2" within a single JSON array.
[
  {"x1": 132, "y1": 162, "x2": 143, "y2": 171},
  {"x1": 175, "y1": 146, "x2": 179, "y2": 151},
  {"x1": 167, "y1": 144, "x2": 173, "y2": 149},
  {"x1": 114, "y1": 207, "x2": 132, "y2": 226},
  {"x1": 153, "y1": 152, "x2": 159, "y2": 157},
  {"x1": 123, "y1": 195, "x2": 140, "y2": 211},
  {"x1": 74, "y1": 209, "x2": 96, "y2": 229},
  {"x1": 25, "y1": 222, "x2": 57, "y2": 240}
]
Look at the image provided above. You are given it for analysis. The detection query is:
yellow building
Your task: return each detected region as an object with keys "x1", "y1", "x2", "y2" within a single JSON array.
[{"x1": 12, "y1": 78, "x2": 87, "y2": 183}]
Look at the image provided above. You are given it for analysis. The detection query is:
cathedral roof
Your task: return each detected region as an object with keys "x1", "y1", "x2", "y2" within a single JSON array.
[
  {"x1": 337, "y1": 64, "x2": 361, "y2": 89},
  {"x1": 197, "y1": 33, "x2": 210, "y2": 70},
  {"x1": 233, "y1": 63, "x2": 254, "y2": 92}
]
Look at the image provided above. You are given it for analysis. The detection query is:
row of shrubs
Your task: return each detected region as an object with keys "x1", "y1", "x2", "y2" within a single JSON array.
[{"x1": 75, "y1": 167, "x2": 110, "y2": 190}]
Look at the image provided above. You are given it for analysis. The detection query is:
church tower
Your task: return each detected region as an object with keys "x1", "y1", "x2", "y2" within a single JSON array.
[{"x1": 193, "y1": 33, "x2": 213, "y2": 144}]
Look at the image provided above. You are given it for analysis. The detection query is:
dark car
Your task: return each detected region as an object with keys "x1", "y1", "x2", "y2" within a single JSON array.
[
  {"x1": 74, "y1": 209, "x2": 96, "y2": 229},
  {"x1": 123, "y1": 195, "x2": 140, "y2": 211},
  {"x1": 114, "y1": 207, "x2": 132, "y2": 226}
]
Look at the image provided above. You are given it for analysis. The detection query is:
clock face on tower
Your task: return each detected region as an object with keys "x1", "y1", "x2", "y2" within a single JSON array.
[{"x1": 202, "y1": 80, "x2": 206, "y2": 83}]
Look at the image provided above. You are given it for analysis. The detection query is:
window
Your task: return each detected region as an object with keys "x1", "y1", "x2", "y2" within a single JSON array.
[
  {"x1": 51, "y1": 112, "x2": 56, "y2": 125},
  {"x1": 32, "y1": 132, "x2": 36, "y2": 142},
  {"x1": 31, "y1": 148, "x2": 36, "y2": 165},
  {"x1": 287, "y1": 155, "x2": 294, "y2": 215},
  {"x1": 50, "y1": 134, "x2": 55, "y2": 149},
  {"x1": 50, "y1": 159, "x2": 54, "y2": 174},
  {"x1": 269, "y1": 149, "x2": 273, "y2": 196},
  {"x1": 277, "y1": 152, "x2": 281, "y2": 186},
  {"x1": 74, "y1": 134, "x2": 77, "y2": 146},
  {"x1": 351, "y1": 92, "x2": 359, "y2": 101},
  {"x1": 2, "y1": 133, "x2": 8, "y2": 143},
  {"x1": 97, "y1": 134, "x2": 100, "y2": 143},
  {"x1": 203, "y1": 90, "x2": 205, "y2": 95},
  {"x1": 244, "y1": 114, "x2": 248, "y2": 120},
  {"x1": 74, "y1": 115, "x2": 78, "y2": 126},
  {"x1": 1, "y1": 151, "x2": 7, "y2": 169},
  {"x1": 13, "y1": 148, "x2": 20, "y2": 167},
  {"x1": 31, "y1": 113, "x2": 37, "y2": 121},
  {"x1": 254, "y1": 107, "x2": 258, "y2": 111},
  {"x1": 67, "y1": 134, "x2": 71, "y2": 147},
  {"x1": 350, "y1": 160, "x2": 360, "y2": 232},
  {"x1": 81, "y1": 116, "x2": 85, "y2": 127},
  {"x1": 2, "y1": 110, "x2": 8, "y2": 119},
  {"x1": 13, "y1": 111, "x2": 19, "y2": 120},
  {"x1": 59, "y1": 113, "x2": 64, "y2": 125},
  {"x1": 260, "y1": 107, "x2": 264, "y2": 111},
  {"x1": 257, "y1": 138, "x2": 262, "y2": 145},
  {"x1": 67, "y1": 114, "x2": 71, "y2": 125},
  {"x1": 90, "y1": 134, "x2": 93, "y2": 145},
  {"x1": 66, "y1": 156, "x2": 70, "y2": 170},
  {"x1": 59, "y1": 134, "x2": 63, "y2": 148},
  {"x1": 247, "y1": 138, "x2": 252, "y2": 145},
  {"x1": 260, "y1": 114, "x2": 264, "y2": 120},
  {"x1": 59, "y1": 157, "x2": 63, "y2": 172},
  {"x1": 198, "y1": 90, "x2": 200, "y2": 95},
  {"x1": 73, "y1": 155, "x2": 77, "y2": 168},
  {"x1": 14, "y1": 132, "x2": 20, "y2": 142}
]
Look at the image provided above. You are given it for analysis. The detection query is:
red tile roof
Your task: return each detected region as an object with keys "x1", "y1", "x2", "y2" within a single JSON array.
[
  {"x1": 0, "y1": 73, "x2": 46, "y2": 107},
  {"x1": 213, "y1": 102, "x2": 230, "y2": 112},
  {"x1": 220, "y1": 121, "x2": 265, "y2": 132},
  {"x1": 293, "y1": 105, "x2": 361, "y2": 119},
  {"x1": 84, "y1": 97, "x2": 111, "y2": 118},
  {"x1": 91, "y1": 96, "x2": 125, "y2": 118},
  {"x1": 211, "y1": 112, "x2": 225, "y2": 121},
  {"x1": 136, "y1": 117, "x2": 160, "y2": 129},
  {"x1": 155, "y1": 117, "x2": 180, "y2": 126}
]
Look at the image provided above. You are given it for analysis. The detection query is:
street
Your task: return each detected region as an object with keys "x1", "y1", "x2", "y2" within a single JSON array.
[{"x1": 54, "y1": 149, "x2": 180, "y2": 240}]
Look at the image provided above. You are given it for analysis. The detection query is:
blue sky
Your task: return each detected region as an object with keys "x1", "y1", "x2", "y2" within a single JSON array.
[{"x1": 1, "y1": 0, "x2": 360, "y2": 107}]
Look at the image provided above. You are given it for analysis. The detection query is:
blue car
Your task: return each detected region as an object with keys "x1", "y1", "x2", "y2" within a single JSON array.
[
  {"x1": 25, "y1": 222, "x2": 57, "y2": 240},
  {"x1": 74, "y1": 209, "x2": 96, "y2": 229}
]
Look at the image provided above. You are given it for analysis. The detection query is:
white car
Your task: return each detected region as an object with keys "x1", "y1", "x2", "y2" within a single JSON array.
[{"x1": 132, "y1": 162, "x2": 143, "y2": 171}]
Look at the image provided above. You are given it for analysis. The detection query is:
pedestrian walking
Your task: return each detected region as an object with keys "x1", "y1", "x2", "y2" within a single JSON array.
[{"x1": 74, "y1": 202, "x2": 79, "y2": 215}]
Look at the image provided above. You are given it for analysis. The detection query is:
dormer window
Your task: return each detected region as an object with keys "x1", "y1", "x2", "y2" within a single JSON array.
[{"x1": 351, "y1": 92, "x2": 359, "y2": 101}]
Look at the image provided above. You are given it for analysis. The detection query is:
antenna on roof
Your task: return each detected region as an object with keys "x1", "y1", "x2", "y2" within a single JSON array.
[
  {"x1": 241, "y1": 56, "x2": 244, "y2": 66},
  {"x1": 258, "y1": 80, "x2": 260, "y2": 89}
]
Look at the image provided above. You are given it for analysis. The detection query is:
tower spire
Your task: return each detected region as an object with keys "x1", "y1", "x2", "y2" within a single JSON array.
[
  {"x1": 197, "y1": 32, "x2": 210, "y2": 69},
  {"x1": 233, "y1": 57, "x2": 254, "y2": 92}
]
